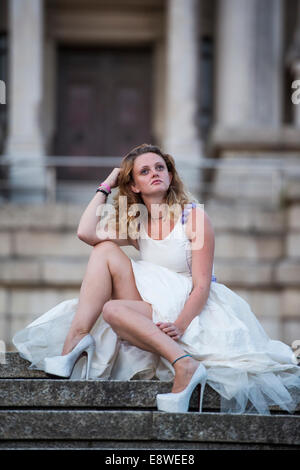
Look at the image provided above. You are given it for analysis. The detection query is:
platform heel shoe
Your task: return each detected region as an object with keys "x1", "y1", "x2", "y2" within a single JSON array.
[
  {"x1": 156, "y1": 355, "x2": 207, "y2": 413},
  {"x1": 44, "y1": 334, "x2": 95, "y2": 379}
]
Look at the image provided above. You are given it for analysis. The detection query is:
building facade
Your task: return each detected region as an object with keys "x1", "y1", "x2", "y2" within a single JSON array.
[{"x1": 0, "y1": 0, "x2": 300, "y2": 352}]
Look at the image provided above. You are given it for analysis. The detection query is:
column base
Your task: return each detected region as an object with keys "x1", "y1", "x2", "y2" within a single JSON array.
[
  {"x1": 8, "y1": 163, "x2": 46, "y2": 203},
  {"x1": 5, "y1": 137, "x2": 47, "y2": 202}
]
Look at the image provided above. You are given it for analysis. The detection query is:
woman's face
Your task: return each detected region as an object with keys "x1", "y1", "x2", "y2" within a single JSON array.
[{"x1": 130, "y1": 152, "x2": 173, "y2": 197}]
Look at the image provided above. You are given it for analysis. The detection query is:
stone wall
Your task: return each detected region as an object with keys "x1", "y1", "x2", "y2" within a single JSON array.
[
  {"x1": 206, "y1": 200, "x2": 300, "y2": 344},
  {"x1": 0, "y1": 202, "x2": 142, "y2": 350},
  {"x1": 205, "y1": 151, "x2": 300, "y2": 348}
]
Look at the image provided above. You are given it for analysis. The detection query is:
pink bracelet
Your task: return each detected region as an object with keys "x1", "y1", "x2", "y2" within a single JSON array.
[{"x1": 99, "y1": 182, "x2": 111, "y2": 194}]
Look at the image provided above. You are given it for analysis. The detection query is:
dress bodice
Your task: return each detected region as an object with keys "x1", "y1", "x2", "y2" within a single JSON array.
[{"x1": 138, "y1": 203, "x2": 216, "y2": 281}]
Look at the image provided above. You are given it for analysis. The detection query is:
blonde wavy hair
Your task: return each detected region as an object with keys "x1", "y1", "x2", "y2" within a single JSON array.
[{"x1": 111, "y1": 143, "x2": 198, "y2": 238}]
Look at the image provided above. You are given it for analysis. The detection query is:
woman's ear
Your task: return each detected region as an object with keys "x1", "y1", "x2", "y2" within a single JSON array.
[{"x1": 130, "y1": 183, "x2": 140, "y2": 194}]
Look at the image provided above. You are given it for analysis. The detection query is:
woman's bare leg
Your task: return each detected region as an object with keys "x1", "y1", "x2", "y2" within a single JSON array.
[
  {"x1": 102, "y1": 299, "x2": 199, "y2": 393},
  {"x1": 62, "y1": 241, "x2": 199, "y2": 393},
  {"x1": 62, "y1": 241, "x2": 144, "y2": 355}
]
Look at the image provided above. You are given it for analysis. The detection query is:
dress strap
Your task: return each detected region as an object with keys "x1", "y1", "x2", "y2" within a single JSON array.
[
  {"x1": 181, "y1": 202, "x2": 197, "y2": 225},
  {"x1": 181, "y1": 202, "x2": 217, "y2": 283}
]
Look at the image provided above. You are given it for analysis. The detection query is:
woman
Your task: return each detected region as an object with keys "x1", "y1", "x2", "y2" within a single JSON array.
[{"x1": 13, "y1": 143, "x2": 300, "y2": 415}]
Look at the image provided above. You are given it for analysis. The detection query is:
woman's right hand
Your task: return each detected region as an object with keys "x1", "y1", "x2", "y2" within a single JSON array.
[{"x1": 103, "y1": 167, "x2": 121, "y2": 189}]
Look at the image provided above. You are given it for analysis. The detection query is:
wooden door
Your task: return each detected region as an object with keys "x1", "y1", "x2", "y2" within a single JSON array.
[{"x1": 54, "y1": 47, "x2": 153, "y2": 180}]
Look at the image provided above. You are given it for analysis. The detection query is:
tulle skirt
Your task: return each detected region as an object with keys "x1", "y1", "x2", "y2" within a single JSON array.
[{"x1": 13, "y1": 258, "x2": 300, "y2": 415}]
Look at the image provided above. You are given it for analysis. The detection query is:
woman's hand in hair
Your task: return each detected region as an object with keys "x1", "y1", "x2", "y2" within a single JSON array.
[{"x1": 103, "y1": 168, "x2": 121, "y2": 189}]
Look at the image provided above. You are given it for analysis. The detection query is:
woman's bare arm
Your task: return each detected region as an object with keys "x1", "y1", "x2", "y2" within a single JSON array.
[
  {"x1": 77, "y1": 190, "x2": 108, "y2": 246},
  {"x1": 175, "y1": 207, "x2": 215, "y2": 332},
  {"x1": 157, "y1": 207, "x2": 215, "y2": 339},
  {"x1": 77, "y1": 168, "x2": 139, "y2": 249},
  {"x1": 77, "y1": 168, "x2": 122, "y2": 246}
]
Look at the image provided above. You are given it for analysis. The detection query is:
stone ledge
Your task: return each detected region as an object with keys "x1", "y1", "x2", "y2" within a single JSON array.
[
  {"x1": 0, "y1": 353, "x2": 47, "y2": 378},
  {"x1": 0, "y1": 440, "x2": 297, "y2": 450},
  {"x1": 0, "y1": 378, "x2": 218, "y2": 411},
  {"x1": 286, "y1": 233, "x2": 300, "y2": 258},
  {"x1": 206, "y1": 201, "x2": 285, "y2": 233},
  {"x1": 214, "y1": 260, "x2": 273, "y2": 286},
  {"x1": 0, "y1": 260, "x2": 41, "y2": 284},
  {"x1": 13, "y1": 231, "x2": 91, "y2": 257},
  {"x1": 274, "y1": 260, "x2": 300, "y2": 285},
  {"x1": 153, "y1": 412, "x2": 300, "y2": 445},
  {"x1": 1, "y1": 355, "x2": 299, "y2": 413},
  {"x1": 0, "y1": 259, "x2": 87, "y2": 285},
  {"x1": 0, "y1": 204, "x2": 84, "y2": 230},
  {"x1": 281, "y1": 289, "x2": 300, "y2": 317},
  {"x1": 0, "y1": 410, "x2": 151, "y2": 441},
  {"x1": 209, "y1": 126, "x2": 300, "y2": 152},
  {"x1": 40, "y1": 259, "x2": 87, "y2": 285},
  {"x1": 0, "y1": 410, "x2": 299, "y2": 445},
  {"x1": 288, "y1": 204, "x2": 300, "y2": 229},
  {"x1": 214, "y1": 233, "x2": 283, "y2": 260}
]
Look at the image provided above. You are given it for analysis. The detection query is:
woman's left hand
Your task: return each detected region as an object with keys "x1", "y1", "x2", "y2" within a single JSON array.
[{"x1": 156, "y1": 322, "x2": 184, "y2": 341}]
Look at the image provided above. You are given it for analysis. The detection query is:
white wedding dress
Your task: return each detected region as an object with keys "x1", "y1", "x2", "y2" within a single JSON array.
[{"x1": 13, "y1": 203, "x2": 300, "y2": 415}]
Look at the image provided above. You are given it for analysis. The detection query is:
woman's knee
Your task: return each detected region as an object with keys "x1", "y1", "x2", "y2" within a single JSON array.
[
  {"x1": 102, "y1": 300, "x2": 122, "y2": 325},
  {"x1": 91, "y1": 241, "x2": 123, "y2": 265},
  {"x1": 92, "y1": 240, "x2": 119, "y2": 255},
  {"x1": 95, "y1": 243, "x2": 131, "y2": 280}
]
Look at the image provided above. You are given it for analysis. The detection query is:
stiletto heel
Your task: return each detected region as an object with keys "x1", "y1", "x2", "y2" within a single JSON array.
[
  {"x1": 198, "y1": 379, "x2": 206, "y2": 412},
  {"x1": 84, "y1": 342, "x2": 95, "y2": 380},
  {"x1": 156, "y1": 361, "x2": 207, "y2": 413},
  {"x1": 44, "y1": 334, "x2": 95, "y2": 379}
]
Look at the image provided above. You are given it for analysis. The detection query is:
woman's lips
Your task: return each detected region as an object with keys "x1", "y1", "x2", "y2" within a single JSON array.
[{"x1": 151, "y1": 180, "x2": 162, "y2": 185}]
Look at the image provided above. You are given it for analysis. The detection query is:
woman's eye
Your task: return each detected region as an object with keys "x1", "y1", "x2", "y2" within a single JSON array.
[{"x1": 141, "y1": 165, "x2": 164, "y2": 175}]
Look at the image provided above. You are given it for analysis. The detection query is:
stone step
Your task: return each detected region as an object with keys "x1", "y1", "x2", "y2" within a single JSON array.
[
  {"x1": 0, "y1": 353, "x2": 219, "y2": 411},
  {"x1": 0, "y1": 353, "x2": 46, "y2": 378},
  {"x1": 1, "y1": 353, "x2": 299, "y2": 413},
  {"x1": 2, "y1": 354, "x2": 300, "y2": 450},
  {"x1": 0, "y1": 410, "x2": 299, "y2": 449},
  {"x1": 0, "y1": 378, "x2": 218, "y2": 410}
]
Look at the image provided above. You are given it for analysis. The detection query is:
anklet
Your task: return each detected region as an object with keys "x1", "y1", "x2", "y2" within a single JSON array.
[{"x1": 172, "y1": 354, "x2": 192, "y2": 366}]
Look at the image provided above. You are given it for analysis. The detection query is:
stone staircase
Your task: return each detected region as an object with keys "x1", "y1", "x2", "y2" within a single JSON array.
[{"x1": 0, "y1": 353, "x2": 300, "y2": 450}]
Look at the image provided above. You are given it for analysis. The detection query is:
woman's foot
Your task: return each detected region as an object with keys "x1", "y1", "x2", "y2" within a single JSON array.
[
  {"x1": 44, "y1": 333, "x2": 95, "y2": 379},
  {"x1": 171, "y1": 356, "x2": 199, "y2": 393},
  {"x1": 62, "y1": 331, "x2": 89, "y2": 356},
  {"x1": 157, "y1": 360, "x2": 207, "y2": 413}
]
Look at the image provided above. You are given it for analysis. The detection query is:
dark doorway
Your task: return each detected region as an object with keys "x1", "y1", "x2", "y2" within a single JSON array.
[{"x1": 53, "y1": 46, "x2": 154, "y2": 180}]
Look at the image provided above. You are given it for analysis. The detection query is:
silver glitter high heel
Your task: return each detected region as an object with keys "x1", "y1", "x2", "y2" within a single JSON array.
[
  {"x1": 44, "y1": 334, "x2": 95, "y2": 379},
  {"x1": 156, "y1": 355, "x2": 207, "y2": 413}
]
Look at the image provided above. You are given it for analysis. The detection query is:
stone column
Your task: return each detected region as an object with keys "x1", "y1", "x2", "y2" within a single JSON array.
[
  {"x1": 212, "y1": 0, "x2": 284, "y2": 208},
  {"x1": 215, "y1": 0, "x2": 255, "y2": 127},
  {"x1": 164, "y1": 0, "x2": 202, "y2": 198},
  {"x1": 215, "y1": 0, "x2": 283, "y2": 129},
  {"x1": 253, "y1": 0, "x2": 283, "y2": 127},
  {"x1": 6, "y1": 0, "x2": 46, "y2": 202}
]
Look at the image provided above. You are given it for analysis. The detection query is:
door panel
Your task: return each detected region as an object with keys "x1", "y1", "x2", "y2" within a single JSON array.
[{"x1": 54, "y1": 47, "x2": 153, "y2": 180}]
